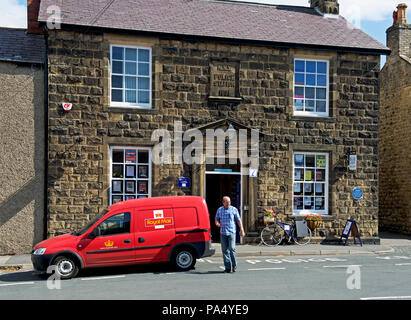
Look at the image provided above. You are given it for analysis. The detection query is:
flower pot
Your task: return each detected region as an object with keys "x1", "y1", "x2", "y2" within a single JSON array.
[
  {"x1": 264, "y1": 216, "x2": 275, "y2": 225},
  {"x1": 307, "y1": 220, "x2": 322, "y2": 231}
]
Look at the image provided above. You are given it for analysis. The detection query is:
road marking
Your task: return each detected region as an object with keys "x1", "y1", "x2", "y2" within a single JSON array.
[
  {"x1": 361, "y1": 296, "x2": 411, "y2": 300},
  {"x1": 0, "y1": 281, "x2": 35, "y2": 287},
  {"x1": 80, "y1": 275, "x2": 126, "y2": 281},
  {"x1": 395, "y1": 263, "x2": 411, "y2": 266},
  {"x1": 323, "y1": 265, "x2": 362, "y2": 268},
  {"x1": 247, "y1": 267, "x2": 286, "y2": 271}
]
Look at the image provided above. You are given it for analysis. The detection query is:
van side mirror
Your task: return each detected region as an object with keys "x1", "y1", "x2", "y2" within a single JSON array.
[{"x1": 88, "y1": 228, "x2": 100, "y2": 239}]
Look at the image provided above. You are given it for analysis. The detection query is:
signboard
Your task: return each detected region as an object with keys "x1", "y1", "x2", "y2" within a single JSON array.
[
  {"x1": 340, "y1": 219, "x2": 362, "y2": 246},
  {"x1": 249, "y1": 168, "x2": 258, "y2": 178},
  {"x1": 209, "y1": 60, "x2": 241, "y2": 102},
  {"x1": 349, "y1": 154, "x2": 357, "y2": 171},
  {"x1": 352, "y1": 188, "x2": 363, "y2": 200},
  {"x1": 178, "y1": 177, "x2": 191, "y2": 188}
]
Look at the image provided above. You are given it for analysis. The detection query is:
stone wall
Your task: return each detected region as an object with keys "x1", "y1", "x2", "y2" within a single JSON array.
[
  {"x1": 0, "y1": 61, "x2": 45, "y2": 254},
  {"x1": 46, "y1": 29, "x2": 381, "y2": 242},
  {"x1": 379, "y1": 56, "x2": 411, "y2": 235}
]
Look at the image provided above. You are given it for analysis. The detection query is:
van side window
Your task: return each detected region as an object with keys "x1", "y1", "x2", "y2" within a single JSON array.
[{"x1": 97, "y1": 212, "x2": 131, "y2": 236}]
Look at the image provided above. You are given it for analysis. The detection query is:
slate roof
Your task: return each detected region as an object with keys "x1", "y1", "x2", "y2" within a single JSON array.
[
  {"x1": 38, "y1": 0, "x2": 389, "y2": 53},
  {"x1": 0, "y1": 28, "x2": 45, "y2": 64}
]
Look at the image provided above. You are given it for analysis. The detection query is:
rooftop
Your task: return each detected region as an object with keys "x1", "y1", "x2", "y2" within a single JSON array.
[{"x1": 37, "y1": 0, "x2": 389, "y2": 54}]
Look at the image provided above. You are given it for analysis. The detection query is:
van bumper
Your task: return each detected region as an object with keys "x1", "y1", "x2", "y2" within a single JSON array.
[
  {"x1": 31, "y1": 254, "x2": 54, "y2": 272},
  {"x1": 201, "y1": 241, "x2": 215, "y2": 258}
]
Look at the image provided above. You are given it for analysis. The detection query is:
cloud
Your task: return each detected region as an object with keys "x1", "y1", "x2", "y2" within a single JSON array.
[
  {"x1": 0, "y1": 0, "x2": 27, "y2": 28},
  {"x1": 231, "y1": 0, "x2": 405, "y2": 22}
]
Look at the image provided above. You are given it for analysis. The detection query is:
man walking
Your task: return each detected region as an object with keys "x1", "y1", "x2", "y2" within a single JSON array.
[{"x1": 215, "y1": 196, "x2": 245, "y2": 273}]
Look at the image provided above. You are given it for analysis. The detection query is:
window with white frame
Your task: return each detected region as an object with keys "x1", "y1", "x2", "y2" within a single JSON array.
[
  {"x1": 110, "y1": 45, "x2": 152, "y2": 108},
  {"x1": 110, "y1": 147, "x2": 151, "y2": 204},
  {"x1": 293, "y1": 152, "x2": 328, "y2": 215},
  {"x1": 293, "y1": 59, "x2": 329, "y2": 116}
]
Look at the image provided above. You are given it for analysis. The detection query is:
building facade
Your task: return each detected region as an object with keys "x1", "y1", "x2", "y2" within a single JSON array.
[
  {"x1": 380, "y1": 3, "x2": 411, "y2": 235},
  {"x1": 34, "y1": 0, "x2": 389, "y2": 245},
  {"x1": 0, "y1": 27, "x2": 45, "y2": 254}
]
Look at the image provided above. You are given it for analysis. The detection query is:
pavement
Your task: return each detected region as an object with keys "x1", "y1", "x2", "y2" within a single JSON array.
[{"x1": 1, "y1": 232, "x2": 410, "y2": 271}]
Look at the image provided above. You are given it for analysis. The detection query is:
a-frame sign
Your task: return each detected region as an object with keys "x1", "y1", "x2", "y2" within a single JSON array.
[{"x1": 340, "y1": 219, "x2": 362, "y2": 246}]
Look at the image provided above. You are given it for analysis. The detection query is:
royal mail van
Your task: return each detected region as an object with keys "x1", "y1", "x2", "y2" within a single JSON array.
[{"x1": 31, "y1": 196, "x2": 215, "y2": 279}]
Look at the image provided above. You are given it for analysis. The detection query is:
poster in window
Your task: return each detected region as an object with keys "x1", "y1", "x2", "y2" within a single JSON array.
[
  {"x1": 304, "y1": 183, "x2": 313, "y2": 195},
  {"x1": 112, "y1": 164, "x2": 123, "y2": 178},
  {"x1": 112, "y1": 180, "x2": 123, "y2": 193},
  {"x1": 304, "y1": 196, "x2": 314, "y2": 209},
  {"x1": 138, "y1": 165, "x2": 148, "y2": 178},
  {"x1": 125, "y1": 149, "x2": 137, "y2": 163},
  {"x1": 315, "y1": 183, "x2": 324, "y2": 196},
  {"x1": 138, "y1": 181, "x2": 148, "y2": 194},
  {"x1": 315, "y1": 197, "x2": 324, "y2": 210},
  {"x1": 125, "y1": 195, "x2": 135, "y2": 201},
  {"x1": 305, "y1": 169, "x2": 314, "y2": 181},
  {"x1": 138, "y1": 195, "x2": 148, "y2": 199},
  {"x1": 294, "y1": 168, "x2": 304, "y2": 181},
  {"x1": 316, "y1": 169, "x2": 325, "y2": 181},
  {"x1": 112, "y1": 195, "x2": 123, "y2": 204},
  {"x1": 316, "y1": 155, "x2": 326, "y2": 168},
  {"x1": 126, "y1": 165, "x2": 136, "y2": 178},
  {"x1": 294, "y1": 154, "x2": 304, "y2": 167},
  {"x1": 294, "y1": 183, "x2": 303, "y2": 195},
  {"x1": 294, "y1": 196, "x2": 303, "y2": 210},
  {"x1": 125, "y1": 180, "x2": 136, "y2": 193}
]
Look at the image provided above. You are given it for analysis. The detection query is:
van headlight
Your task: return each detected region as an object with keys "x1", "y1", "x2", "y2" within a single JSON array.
[{"x1": 33, "y1": 248, "x2": 47, "y2": 255}]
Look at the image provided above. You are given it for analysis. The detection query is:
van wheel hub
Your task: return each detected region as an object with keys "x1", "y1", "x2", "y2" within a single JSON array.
[{"x1": 176, "y1": 252, "x2": 192, "y2": 268}]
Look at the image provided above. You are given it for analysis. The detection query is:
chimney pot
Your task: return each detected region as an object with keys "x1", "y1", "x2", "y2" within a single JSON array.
[
  {"x1": 27, "y1": 0, "x2": 43, "y2": 34},
  {"x1": 396, "y1": 3, "x2": 408, "y2": 25}
]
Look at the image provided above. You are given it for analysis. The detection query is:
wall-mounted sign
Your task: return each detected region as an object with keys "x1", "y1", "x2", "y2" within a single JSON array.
[
  {"x1": 209, "y1": 60, "x2": 242, "y2": 103},
  {"x1": 349, "y1": 154, "x2": 357, "y2": 171},
  {"x1": 178, "y1": 177, "x2": 191, "y2": 188},
  {"x1": 352, "y1": 188, "x2": 363, "y2": 200},
  {"x1": 62, "y1": 103, "x2": 72, "y2": 113},
  {"x1": 249, "y1": 168, "x2": 258, "y2": 178}
]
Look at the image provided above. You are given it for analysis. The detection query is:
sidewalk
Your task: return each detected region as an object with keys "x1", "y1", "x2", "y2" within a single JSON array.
[{"x1": 1, "y1": 232, "x2": 410, "y2": 270}]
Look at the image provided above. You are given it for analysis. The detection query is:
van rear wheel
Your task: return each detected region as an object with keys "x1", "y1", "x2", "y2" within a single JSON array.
[{"x1": 173, "y1": 249, "x2": 196, "y2": 271}]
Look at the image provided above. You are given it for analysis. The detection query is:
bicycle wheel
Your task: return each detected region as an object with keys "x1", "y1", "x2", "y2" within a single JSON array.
[
  {"x1": 260, "y1": 224, "x2": 283, "y2": 246},
  {"x1": 293, "y1": 225, "x2": 312, "y2": 245}
]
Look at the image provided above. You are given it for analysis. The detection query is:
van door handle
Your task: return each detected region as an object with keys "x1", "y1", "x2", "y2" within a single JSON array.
[
  {"x1": 138, "y1": 237, "x2": 145, "y2": 243},
  {"x1": 124, "y1": 239, "x2": 131, "y2": 244}
]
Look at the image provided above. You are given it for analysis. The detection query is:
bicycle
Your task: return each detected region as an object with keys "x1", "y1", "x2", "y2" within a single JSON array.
[{"x1": 260, "y1": 216, "x2": 312, "y2": 246}]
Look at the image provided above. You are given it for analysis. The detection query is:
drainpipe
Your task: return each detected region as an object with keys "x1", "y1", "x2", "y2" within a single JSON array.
[{"x1": 43, "y1": 24, "x2": 49, "y2": 240}]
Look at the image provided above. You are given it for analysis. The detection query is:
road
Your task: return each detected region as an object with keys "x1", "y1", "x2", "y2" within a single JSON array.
[{"x1": 1, "y1": 248, "x2": 411, "y2": 300}]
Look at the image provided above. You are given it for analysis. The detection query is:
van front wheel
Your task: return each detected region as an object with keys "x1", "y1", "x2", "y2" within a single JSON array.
[
  {"x1": 173, "y1": 249, "x2": 196, "y2": 271},
  {"x1": 52, "y1": 255, "x2": 79, "y2": 280}
]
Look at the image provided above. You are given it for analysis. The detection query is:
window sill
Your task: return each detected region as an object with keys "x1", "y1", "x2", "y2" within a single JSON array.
[
  {"x1": 290, "y1": 115, "x2": 335, "y2": 122},
  {"x1": 289, "y1": 215, "x2": 335, "y2": 222},
  {"x1": 108, "y1": 106, "x2": 158, "y2": 114}
]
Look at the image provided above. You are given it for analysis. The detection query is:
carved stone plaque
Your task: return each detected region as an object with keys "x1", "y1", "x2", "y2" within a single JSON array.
[{"x1": 209, "y1": 60, "x2": 242, "y2": 102}]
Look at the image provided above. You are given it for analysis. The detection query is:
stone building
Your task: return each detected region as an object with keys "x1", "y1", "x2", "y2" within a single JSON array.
[
  {"x1": 34, "y1": 0, "x2": 389, "y2": 245},
  {"x1": 0, "y1": 27, "x2": 45, "y2": 254},
  {"x1": 380, "y1": 3, "x2": 411, "y2": 235}
]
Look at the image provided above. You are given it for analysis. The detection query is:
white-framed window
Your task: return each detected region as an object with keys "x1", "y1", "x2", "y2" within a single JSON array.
[
  {"x1": 293, "y1": 152, "x2": 329, "y2": 215},
  {"x1": 110, "y1": 44, "x2": 152, "y2": 108},
  {"x1": 293, "y1": 58, "x2": 329, "y2": 117},
  {"x1": 110, "y1": 147, "x2": 152, "y2": 204}
]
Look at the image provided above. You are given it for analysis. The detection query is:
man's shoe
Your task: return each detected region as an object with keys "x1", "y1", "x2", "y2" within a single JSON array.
[
  {"x1": 224, "y1": 269, "x2": 231, "y2": 273},
  {"x1": 232, "y1": 266, "x2": 237, "y2": 273}
]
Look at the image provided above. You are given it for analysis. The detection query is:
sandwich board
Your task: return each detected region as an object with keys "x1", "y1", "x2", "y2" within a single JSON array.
[{"x1": 340, "y1": 219, "x2": 362, "y2": 246}]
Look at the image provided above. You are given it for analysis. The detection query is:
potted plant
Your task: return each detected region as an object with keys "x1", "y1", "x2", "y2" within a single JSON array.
[
  {"x1": 305, "y1": 214, "x2": 323, "y2": 230},
  {"x1": 263, "y1": 210, "x2": 276, "y2": 225}
]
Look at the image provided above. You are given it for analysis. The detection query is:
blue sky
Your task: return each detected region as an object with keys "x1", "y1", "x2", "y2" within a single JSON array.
[{"x1": 3, "y1": 0, "x2": 410, "y2": 66}]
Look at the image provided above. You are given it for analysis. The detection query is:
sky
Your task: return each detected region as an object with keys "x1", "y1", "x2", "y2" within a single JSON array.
[{"x1": 1, "y1": 0, "x2": 410, "y2": 66}]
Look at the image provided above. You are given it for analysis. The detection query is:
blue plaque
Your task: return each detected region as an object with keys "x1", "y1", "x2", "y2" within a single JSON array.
[
  {"x1": 352, "y1": 188, "x2": 363, "y2": 200},
  {"x1": 178, "y1": 177, "x2": 190, "y2": 188}
]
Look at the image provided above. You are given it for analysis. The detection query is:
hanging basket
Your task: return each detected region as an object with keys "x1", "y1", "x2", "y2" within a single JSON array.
[
  {"x1": 307, "y1": 220, "x2": 322, "y2": 231},
  {"x1": 263, "y1": 216, "x2": 276, "y2": 225}
]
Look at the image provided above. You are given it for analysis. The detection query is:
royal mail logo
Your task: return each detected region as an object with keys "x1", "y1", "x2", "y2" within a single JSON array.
[
  {"x1": 104, "y1": 240, "x2": 114, "y2": 247},
  {"x1": 145, "y1": 210, "x2": 173, "y2": 228}
]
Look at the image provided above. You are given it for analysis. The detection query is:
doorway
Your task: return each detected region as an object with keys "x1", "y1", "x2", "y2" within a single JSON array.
[{"x1": 205, "y1": 173, "x2": 242, "y2": 244}]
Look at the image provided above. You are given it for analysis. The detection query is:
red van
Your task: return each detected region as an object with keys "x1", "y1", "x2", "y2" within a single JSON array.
[{"x1": 31, "y1": 196, "x2": 215, "y2": 279}]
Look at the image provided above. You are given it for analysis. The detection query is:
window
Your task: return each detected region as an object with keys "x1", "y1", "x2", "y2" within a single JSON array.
[
  {"x1": 110, "y1": 147, "x2": 151, "y2": 204},
  {"x1": 96, "y1": 212, "x2": 131, "y2": 236},
  {"x1": 293, "y1": 152, "x2": 328, "y2": 215},
  {"x1": 294, "y1": 59, "x2": 329, "y2": 116},
  {"x1": 110, "y1": 45, "x2": 152, "y2": 108}
]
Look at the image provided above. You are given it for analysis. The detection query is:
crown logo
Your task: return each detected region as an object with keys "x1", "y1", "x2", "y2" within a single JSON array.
[{"x1": 104, "y1": 240, "x2": 114, "y2": 247}]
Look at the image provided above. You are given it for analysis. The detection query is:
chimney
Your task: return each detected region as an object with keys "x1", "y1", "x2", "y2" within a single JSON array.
[
  {"x1": 27, "y1": 0, "x2": 43, "y2": 34},
  {"x1": 310, "y1": 0, "x2": 339, "y2": 15},
  {"x1": 387, "y1": 3, "x2": 411, "y2": 58}
]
